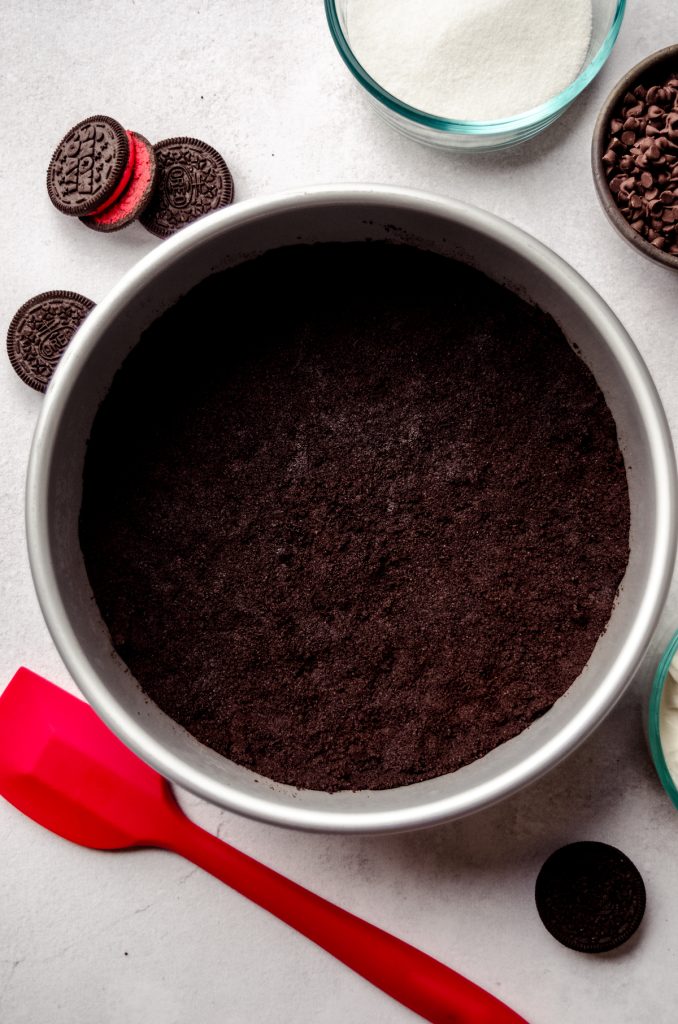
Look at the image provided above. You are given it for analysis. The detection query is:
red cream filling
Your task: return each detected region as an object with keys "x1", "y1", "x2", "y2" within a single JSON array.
[
  {"x1": 87, "y1": 133, "x2": 155, "y2": 227},
  {"x1": 86, "y1": 131, "x2": 137, "y2": 216}
]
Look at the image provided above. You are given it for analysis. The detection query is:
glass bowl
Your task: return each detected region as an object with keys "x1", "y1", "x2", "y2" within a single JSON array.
[
  {"x1": 647, "y1": 629, "x2": 678, "y2": 811},
  {"x1": 325, "y1": 0, "x2": 626, "y2": 151}
]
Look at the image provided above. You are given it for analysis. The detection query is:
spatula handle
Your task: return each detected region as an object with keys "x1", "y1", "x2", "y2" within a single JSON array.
[{"x1": 167, "y1": 819, "x2": 528, "y2": 1024}]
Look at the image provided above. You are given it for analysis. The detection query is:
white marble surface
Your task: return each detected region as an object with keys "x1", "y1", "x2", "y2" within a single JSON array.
[{"x1": 2, "y1": 2, "x2": 678, "y2": 1021}]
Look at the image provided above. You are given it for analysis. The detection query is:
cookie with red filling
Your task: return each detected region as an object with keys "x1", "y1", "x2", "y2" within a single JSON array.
[
  {"x1": 81, "y1": 132, "x2": 157, "y2": 232},
  {"x1": 47, "y1": 115, "x2": 133, "y2": 217}
]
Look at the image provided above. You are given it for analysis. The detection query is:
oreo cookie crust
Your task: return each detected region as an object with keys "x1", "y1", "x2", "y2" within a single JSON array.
[
  {"x1": 78, "y1": 243, "x2": 630, "y2": 792},
  {"x1": 140, "y1": 136, "x2": 234, "y2": 238},
  {"x1": 535, "y1": 842, "x2": 646, "y2": 953},
  {"x1": 6, "y1": 291, "x2": 95, "y2": 392},
  {"x1": 47, "y1": 115, "x2": 130, "y2": 217}
]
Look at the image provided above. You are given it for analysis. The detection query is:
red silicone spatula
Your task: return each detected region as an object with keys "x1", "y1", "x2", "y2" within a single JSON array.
[{"x1": 0, "y1": 668, "x2": 528, "y2": 1024}]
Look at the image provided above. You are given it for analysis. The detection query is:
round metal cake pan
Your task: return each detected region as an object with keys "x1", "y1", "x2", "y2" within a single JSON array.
[{"x1": 25, "y1": 185, "x2": 677, "y2": 832}]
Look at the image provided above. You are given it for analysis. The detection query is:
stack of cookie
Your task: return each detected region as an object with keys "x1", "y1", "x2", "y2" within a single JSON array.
[
  {"x1": 7, "y1": 115, "x2": 235, "y2": 392},
  {"x1": 46, "y1": 115, "x2": 234, "y2": 237}
]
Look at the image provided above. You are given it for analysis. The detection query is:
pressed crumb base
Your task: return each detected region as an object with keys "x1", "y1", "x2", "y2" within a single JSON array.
[{"x1": 79, "y1": 242, "x2": 630, "y2": 792}]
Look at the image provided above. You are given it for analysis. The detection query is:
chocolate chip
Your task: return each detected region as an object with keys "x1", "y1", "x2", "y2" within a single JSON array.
[
  {"x1": 603, "y1": 72, "x2": 678, "y2": 261},
  {"x1": 604, "y1": 67, "x2": 678, "y2": 261}
]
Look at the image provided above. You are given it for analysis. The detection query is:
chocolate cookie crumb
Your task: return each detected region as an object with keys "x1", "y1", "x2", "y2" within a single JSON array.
[{"x1": 79, "y1": 242, "x2": 630, "y2": 791}]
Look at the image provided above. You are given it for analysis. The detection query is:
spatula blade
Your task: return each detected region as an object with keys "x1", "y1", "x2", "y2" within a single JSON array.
[{"x1": 0, "y1": 668, "x2": 176, "y2": 850}]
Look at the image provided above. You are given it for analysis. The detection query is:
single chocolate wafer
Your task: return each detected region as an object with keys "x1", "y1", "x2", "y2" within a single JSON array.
[
  {"x1": 81, "y1": 132, "x2": 157, "y2": 233},
  {"x1": 140, "y1": 136, "x2": 234, "y2": 238},
  {"x1": 47, "y1": 115, "x2": 131, "y2": 217},
  {"x1": 6, "y1": 291, "x2": 95, "y2": 392},
  {"x1": 535, "y1": 842, "x2": 645, "y2": 953}
]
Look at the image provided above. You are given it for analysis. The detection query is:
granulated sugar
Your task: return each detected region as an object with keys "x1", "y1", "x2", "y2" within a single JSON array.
[{"x1": 346, "y1": 0, "x2": 593, "y2": 121}]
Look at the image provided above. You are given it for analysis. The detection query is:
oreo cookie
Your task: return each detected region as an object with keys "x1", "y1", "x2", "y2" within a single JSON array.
[
  {"x1": 47, "y1": 115, "x2": 131, "y2": 218},
  {"x1": 140, "y1": 136, "x2": 234, "y2": 238},
  {"x1": 535, "y1": 842, "x2": 646, "y2": 953},
  {"x1": 6, "y1": 291, "x2": 95, "y2": 392},
  {"x1": 81, "y1": 132, "x2": 157, "y2": 233}
]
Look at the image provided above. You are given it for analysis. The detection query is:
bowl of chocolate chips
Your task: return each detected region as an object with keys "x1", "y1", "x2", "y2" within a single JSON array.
[
  {"x1": 26, "y1": 186, "x2": 676, "y2": 832},
  {"x1": 593, "y1": 44, "x2": 678, "y2": 269}
]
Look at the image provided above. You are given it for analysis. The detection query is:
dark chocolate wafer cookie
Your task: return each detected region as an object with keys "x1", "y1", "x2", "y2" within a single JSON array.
[
  {"x1": 7, "y1": 291, "x2": 95, "y2": 392},
  {"x1": 47, "y1": 116, "x2": 131, "y2": 217},
  {"x1": 535, "y1": 842, "x2": 646, "y2": 953},
  {"x1": 140, "y1": 136, "x2": 234, "y2": 238}
]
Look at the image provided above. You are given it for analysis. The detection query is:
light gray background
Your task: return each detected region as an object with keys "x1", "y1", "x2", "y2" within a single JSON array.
[{"x1": 2, "y1": 2, "x2": 678, "y2": 1022}]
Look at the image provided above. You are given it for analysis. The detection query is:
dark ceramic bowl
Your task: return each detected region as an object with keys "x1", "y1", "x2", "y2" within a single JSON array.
[{"x1": 592, "y1": 44, "x2": 678, "y2": 272}]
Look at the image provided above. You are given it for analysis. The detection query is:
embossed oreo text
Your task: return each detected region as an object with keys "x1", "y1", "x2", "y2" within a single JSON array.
[{"x1": 47, "y1": 117, "x2": 128, "y2": 215}]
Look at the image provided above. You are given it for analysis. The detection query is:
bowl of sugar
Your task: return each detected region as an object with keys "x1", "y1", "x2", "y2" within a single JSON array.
[{"x1": 326, "y1": 0, "x2": 626, "y2": 150}]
